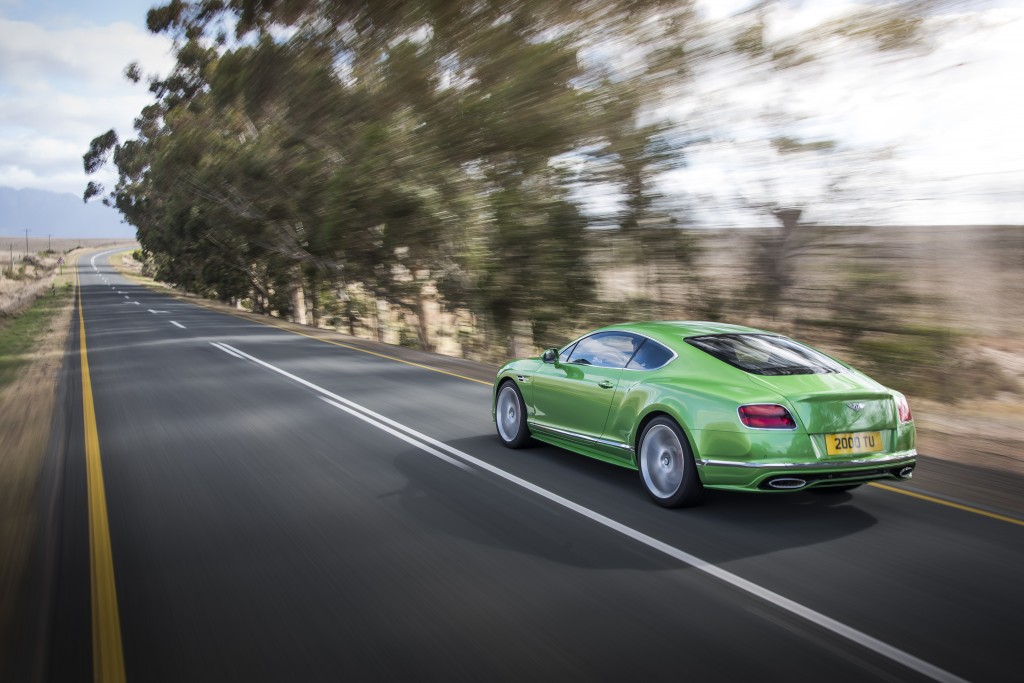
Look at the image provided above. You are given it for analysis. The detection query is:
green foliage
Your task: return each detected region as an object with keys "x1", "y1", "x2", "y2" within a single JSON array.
[
  {"x1": 802, "y1": 261, "x2": 1018, "y2": 402},
  {"x1": 83, "y1": 129, "x2": 118, "y2": 175},
  {"x1": 848, "y1": 326, "x2": 1017, "y2": 401},
  {"x1": 771, "y1": 136, "x2": 837, "y2": 154},
  {"x1": 86, "y1": 0, "x2": 696, "y2": 352},
  {"x1": 85, "y1": 1, "x2": 949, "y2": 359}
]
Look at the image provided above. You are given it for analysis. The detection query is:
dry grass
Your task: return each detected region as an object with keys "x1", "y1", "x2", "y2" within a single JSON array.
[{"x1": 0, "y1": 238, "x2": 134, "y2": 318}]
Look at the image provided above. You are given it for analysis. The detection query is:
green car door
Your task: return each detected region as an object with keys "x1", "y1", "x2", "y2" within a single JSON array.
[{"x1": 530, "y1": 331, "x2": 644, "y2": 441}]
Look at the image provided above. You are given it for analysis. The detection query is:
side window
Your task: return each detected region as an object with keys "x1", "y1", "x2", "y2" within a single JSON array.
[
  {"x1": 626, "y1": 339, "x2": 675, "y2": 370},
  {"x1": 558, "y1": 341, "x2": 578, "y2": 363},
  {"x1": 567, "y1": 332, "x2": 643, "y2": 369}
]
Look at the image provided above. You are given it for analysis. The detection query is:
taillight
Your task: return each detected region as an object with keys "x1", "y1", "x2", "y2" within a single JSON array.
[
  {"x1": 738, "y1": 404, "x2": 797, "y2": 429},
  {"x1": 895, "y1": 393, "x2": 913, "y2": 423}
]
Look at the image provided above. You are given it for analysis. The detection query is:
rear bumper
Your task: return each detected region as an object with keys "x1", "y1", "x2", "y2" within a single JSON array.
[{"x1": 696, "y1": 450, "x2": 917, "y2": 491}]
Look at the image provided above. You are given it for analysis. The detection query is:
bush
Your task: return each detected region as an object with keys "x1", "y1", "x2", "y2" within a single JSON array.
[{"x1": 852, "y1": 326, "x2": 1018, "y2": 401}]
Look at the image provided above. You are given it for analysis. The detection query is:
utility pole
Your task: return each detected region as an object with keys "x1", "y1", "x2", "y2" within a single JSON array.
[
  {"x1": 25, "y1": 228, "x2": 29, "y2": 256},
  {"x1": 48, "y1": 234, "x2": 51, "y2": 252}
]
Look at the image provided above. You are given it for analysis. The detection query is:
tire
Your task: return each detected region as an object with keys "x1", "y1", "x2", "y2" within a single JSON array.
[
  {"x1": 811, "y1": 484, "x2": 862, "y2": 493},
  {"x1": 638, "y1": 416, "x2": 702, "y2": 507},
  {"x1": 495, "y1": 381, "x2": 531, "y2": 449}
]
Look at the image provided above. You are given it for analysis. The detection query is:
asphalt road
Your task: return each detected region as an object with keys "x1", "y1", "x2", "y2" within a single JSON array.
[{"x1": 16, "y1": 253, "x2": 1024, "y2": 682}]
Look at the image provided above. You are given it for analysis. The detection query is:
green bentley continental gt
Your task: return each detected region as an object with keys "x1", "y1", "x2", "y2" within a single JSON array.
[{"x1": 492, "y1": 321, "x2": 916, "y2": 507}]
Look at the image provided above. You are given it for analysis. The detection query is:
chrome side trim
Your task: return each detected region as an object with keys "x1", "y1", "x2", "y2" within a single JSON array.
[
  {"x1": 529, "y1": 422, "x2": 635, "y2": 452},
  {"x1": 696, "y1": 450, "x2": 916, "y2": 469}
]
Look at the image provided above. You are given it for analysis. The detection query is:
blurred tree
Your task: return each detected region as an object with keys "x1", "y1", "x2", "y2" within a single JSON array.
[
  {"x1": 86, "y1": 0, "x2": 698, "y2": 355},
  {"x1": 667, "y1": 0, "x2": 960, "y2": 316}
]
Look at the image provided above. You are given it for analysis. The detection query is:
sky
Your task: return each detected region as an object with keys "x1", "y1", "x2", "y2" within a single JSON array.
[
  {"x1": 0, "y1": 0, "x2": 173, "y2": 208},
  {"x1": 0, "y1": 0, "x2": 1021, "y2": 228},
  {"x1": 661, "y1": 0, "x2": 1024, "y2": 227}
]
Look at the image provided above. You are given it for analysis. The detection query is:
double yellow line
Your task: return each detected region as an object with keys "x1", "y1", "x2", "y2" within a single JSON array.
[{"x1": 77, "y1": 257, "x2": 127, "y2": 682}]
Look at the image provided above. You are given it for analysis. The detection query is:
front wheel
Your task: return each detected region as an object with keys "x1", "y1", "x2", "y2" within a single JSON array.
[
  {"x1": 495, "y1": 381, "x2": 531, "y2": 448},
  {"x1": 638, "y1": 417, "x2": 702, "y2": 508}
]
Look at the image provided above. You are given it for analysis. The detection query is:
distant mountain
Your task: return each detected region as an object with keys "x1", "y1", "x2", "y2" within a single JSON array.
[{"x1": 0, "y1": 187, "x2": 135, "y2": 239}]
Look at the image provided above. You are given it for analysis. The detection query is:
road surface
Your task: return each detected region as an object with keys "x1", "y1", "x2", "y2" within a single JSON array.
[{"x1": 14, "y1": 251, "x2": 1024, "y2": 682}]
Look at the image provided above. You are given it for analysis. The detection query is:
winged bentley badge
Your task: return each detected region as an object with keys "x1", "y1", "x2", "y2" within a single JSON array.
[{"x1": 846, "y1": 402, "x2": 866, "y2": 412}]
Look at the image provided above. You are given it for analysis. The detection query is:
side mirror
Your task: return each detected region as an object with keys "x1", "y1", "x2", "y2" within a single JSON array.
[{"x1": 542, "y1": 348, "x2": 558, "y2": 364}]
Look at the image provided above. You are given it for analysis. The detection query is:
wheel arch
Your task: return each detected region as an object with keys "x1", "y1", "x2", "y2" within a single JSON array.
[
  {"x1": 492, "y1": 374, "x2": 519, "y2": 419},
  {"x1": 631, "y1": 408, "x2": 698, "y2": 469}
]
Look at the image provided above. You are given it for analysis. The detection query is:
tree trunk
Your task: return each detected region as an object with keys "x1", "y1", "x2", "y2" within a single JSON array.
[
  {"x1": 293, "y1": 285, "x2": 307, "y2": 325},
  {"x1": 310, "y1": 278, "x2": 320, "y2": 328},
  {"x1": 415, "y1": 284, "x2": 436, "y2": 352},
  {"x1": 345, "y1": 298, "x2": 356, "y2": 336},
  {"x1": 511, "y1": 319, "x2": 533, "y2": 358}
]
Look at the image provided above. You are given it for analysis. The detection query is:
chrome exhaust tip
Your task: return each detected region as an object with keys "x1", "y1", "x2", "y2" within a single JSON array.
[
  {"x1": 767, "y1": 477, "x2": 807, "y2": 490},
  {"x1": 899, "y1": 466, "x2": 914, "y2": 479}
]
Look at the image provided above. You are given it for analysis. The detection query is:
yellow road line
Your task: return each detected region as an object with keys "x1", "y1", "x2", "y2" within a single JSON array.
[
  {"x1": 78, "y1": 258, "x2": 127, "y2": 682},
  {"x1": 869, "y1": 482, "x2": 1024, "y2": 528}
]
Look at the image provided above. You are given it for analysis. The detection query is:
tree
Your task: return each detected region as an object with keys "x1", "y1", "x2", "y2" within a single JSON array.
[
  {"x1": 85, "y1": 0, "x2": 699, "y2": 354},
  {"x1": 657, "y1": 1, "x2": 963, "y2": 316}
]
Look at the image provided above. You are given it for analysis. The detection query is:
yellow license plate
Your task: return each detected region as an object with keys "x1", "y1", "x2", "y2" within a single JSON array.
[{"x1": 825, "y1": 431, "x2": 883, "y2": 456}]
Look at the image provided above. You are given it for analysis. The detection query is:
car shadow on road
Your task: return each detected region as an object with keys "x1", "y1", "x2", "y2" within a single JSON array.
[{"x1": 387, "y1": 434, "x2": 879, "y2": 570}]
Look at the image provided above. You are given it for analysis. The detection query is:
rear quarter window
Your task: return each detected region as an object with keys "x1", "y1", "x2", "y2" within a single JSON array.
[{"x1": 626, "y1": 339, "x2": 675, "y2": 370}]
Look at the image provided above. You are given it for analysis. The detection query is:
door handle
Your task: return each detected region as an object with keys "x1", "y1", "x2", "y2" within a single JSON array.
[{"x1": 598, "y1": 380, "x2": 615, "y2": 389}]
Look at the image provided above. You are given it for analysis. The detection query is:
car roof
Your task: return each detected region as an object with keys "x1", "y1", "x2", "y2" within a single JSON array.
[{"x1": 597, "y1": 321, "x2": 771, "y2": 347}]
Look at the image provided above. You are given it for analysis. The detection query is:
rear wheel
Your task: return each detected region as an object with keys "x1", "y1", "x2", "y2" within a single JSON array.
[
  {"x1": 638, "y1": 417, "x2": 702, "y2": 507},
  {"x1": 495, "y1": 381, "x2": 531, "y2": 448}
]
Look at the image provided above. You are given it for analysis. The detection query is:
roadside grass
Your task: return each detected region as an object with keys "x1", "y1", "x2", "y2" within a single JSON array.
[{"x1": 0, "y1": 283, "x2": 73, "y2": 392}]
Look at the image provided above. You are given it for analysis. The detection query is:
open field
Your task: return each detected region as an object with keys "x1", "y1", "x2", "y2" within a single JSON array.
[
  {"x1": 0, "y1": 238, "x2": 135, "y2": 317},
  {"x1": 0, "y1": 236, "x2": 132, "y2": 266}
]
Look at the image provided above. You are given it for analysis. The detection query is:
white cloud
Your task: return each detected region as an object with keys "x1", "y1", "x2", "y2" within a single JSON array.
[
  {"x1": 663, "y1": 1, "x2": 1024, "y2": 226},
  {"x1": 0, "y1": 15, "x2": 174, "y2": 195}
]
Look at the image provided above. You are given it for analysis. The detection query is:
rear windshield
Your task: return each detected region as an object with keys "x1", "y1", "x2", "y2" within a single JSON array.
[{"x1": 685, "y1": 334, "x2": 848, "y2": 376}]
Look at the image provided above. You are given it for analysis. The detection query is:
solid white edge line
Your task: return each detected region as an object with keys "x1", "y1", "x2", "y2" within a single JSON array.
[
  {"x1": 210, "y1": 342, "x2": 244, "y2": 359},
  {"x1": 320, "y1": 398, "x2": 471, "y2": 471},
  {"x1": 215, "y1": 342, "x2": 966, "y2": 683},
  {"x1": 170, "y1": 321, "x2": 185, "y2": 329},
  {"x1": 220, "y1": 343, "x2": 489, "y2": 459}
]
